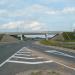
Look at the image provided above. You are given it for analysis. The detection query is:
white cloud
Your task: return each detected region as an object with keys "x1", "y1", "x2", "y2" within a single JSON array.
[
  {"x1": 45, "y1": 7, "x2": 75, "y2": 15},
  {"x1": 0, "y1": 5, "x2": 42, "y2": 17},
  {"x1": 0, "y1": 21, "x2": 47, "y2": 31},
  {"x1": 0, "y1": 3, "x2": 75, "y2": 18},
  {"x1": 45, "y1": 10, "x2": 59, "y2": 15},
  {"x1": 24, "y1": 21, "x2": 46, "y2": 31},
  {"x1": 25, "y1": 4, "x2": 48, "y2": 15},
  {"x1": 31, "y1": 4, "x2": 48, "y2": 11},
  {"x1": 0, "y1": 21, "x2": 24, "y2": 29},
  {"x1": 47, "y1": 0, "x2": 75, "y2": 3},
  {"x1": 0, "y1": 9, "x2": 7, "y2": 13},
  {"x1": 28, "y1": 5, "x2": 75, "y2": 15},
  {"x1": 48, "y1": 0, "x2": 60, "y2": 2},
  {"x1": 0, "y1": 9, "x2": 25, "y2": 17},
  {"x1": 0, "y1": 0, "x2": 8, "y2": 5},
  {"x1": 62, "y1": 7, "x2": 75, "y2": 14},
  {"x1": 29, "y1": 21, "x2": 41, "y2": 28},
  {"x1": 7, "y1": 10, "x2": 27, "y2": 17},
  {"x1": 0, "y1": 0, "x2": 20, "y2": 5},
  {"x1": 29, "y1": 21, "x2": 44, "y2": 31},
  {"x1": 28, "y1": 4, "x2": 74, "y2": 15}
]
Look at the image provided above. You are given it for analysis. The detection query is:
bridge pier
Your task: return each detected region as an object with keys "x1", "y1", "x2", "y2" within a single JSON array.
[
  {"x1": 20, "y1": 34, "x2": 23, "y2": 40},
  {"x1": 45, "y1": 34, "x2": 48, "y2": 40}
]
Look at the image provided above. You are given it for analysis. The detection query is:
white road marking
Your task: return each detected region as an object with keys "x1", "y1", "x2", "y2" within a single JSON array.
[
  {"x1": 12, "y1": 56, "x2": 43, "y2": 59},
  {"x1": 20, "y1": 49, "x2": 32, "y2": 52},
  {"x1": 37, "y1": 57, "x2": 44, "y2": 59},
  {"x1": 0, "y1": 46, "x2": 75, "y2": 71},
  {"x1": 45, "y1": 50, "x2": 75, "y2": 58},
  {"x1": 54, "y1": 61, "x2": 75, "y2": 71},
  {"x1": 7, "y1": 60, "x2": 53, "y2": 64},
  {"x1": 0, "y1": 47, "x2": 44, "y2": 67},
  {"x1": 17, "y1": 52, "x2": 31, "y2": 54},
  {"x1": 15, "y1": 54, "x2": 31, "y2": 56},
  {"x1": 0, "y1": 47, "x2": 25, "y2": 67}
]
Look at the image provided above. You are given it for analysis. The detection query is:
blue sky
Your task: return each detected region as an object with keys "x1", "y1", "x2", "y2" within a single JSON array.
[{"x1": 0, "y1": 0, "x2": 75, "y2": 32}]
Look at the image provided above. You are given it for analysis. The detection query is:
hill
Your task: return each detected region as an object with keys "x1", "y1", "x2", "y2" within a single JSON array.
[{"x1": 0, "y1": 34, "x2": 19, "y2": 43}]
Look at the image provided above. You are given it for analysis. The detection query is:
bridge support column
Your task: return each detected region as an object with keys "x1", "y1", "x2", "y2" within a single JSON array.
[
  {"x1": 45, "y1": 34, "x2": 48, "y2": 40},
  {"x1": 20, "y1": 34, "x2": 23, "y2": 40}
]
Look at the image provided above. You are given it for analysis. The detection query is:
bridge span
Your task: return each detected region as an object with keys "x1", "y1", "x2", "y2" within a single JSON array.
[{"x1": 0, "y1": 31, "x2": 64, "y2": 40}]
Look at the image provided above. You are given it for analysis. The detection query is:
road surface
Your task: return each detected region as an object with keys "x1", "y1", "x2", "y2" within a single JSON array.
[{"x1": 0, "y1": 40, "x2": 75, "y2": 75}]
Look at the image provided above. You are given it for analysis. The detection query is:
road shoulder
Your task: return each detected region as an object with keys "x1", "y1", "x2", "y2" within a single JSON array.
[{"x1": 35, "y1": 41, "x2": 75, "y2": 53}]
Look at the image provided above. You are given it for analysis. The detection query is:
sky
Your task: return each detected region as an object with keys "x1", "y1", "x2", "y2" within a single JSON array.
[{"x1": 0, "y1": 0, "x2": 75, "y2": 32}]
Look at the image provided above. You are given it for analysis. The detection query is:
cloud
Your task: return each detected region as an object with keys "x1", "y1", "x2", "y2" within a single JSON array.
[
  {"x1": 28, "y1": 4, "x2": 75, "y2": 15},
  {"x1": 0, "y1": 3, "x2": 75, "y2": 18},
  {"x1": 46, "y1": 0, "x2": 75, "y2": 3},
  {"x1": 24, "y1": 21, "x2": 47, "y2": 31},
  {"x1": 0, "y1": 21, "x2": 47, "y2": 31},
  {"x1": 0, "y1": 0, "x2": 20, "y2": 5},
  {"x1": 45, "y1": 7, "x2": 75, "y2": 15},
  {"x1": 0, "y1": 4, "x2": 48, "y2": 17},
  {"x1": 62, "y1": 7, "x2": 75, "y2": 14},
  {"x1": 29, "y1": 4, "x2": 48, "y2": 12},
  {"x1": 47, "y1": 0, "x2": 60, "y2": 2},
  {"x1": 0, "y1": 21, "x2": 23, "y2": 29},
  {"x1": 45, "y1": 10, "x2": 59, "y2": 15},
  {"x1": 0, "y1": 0, "x2": 74, "y2": 31},
  {"x1": 0, "y1": 0, "x2": 8, "y2": 5},
  {"x1": 29, "y1": 21, "x2": 44, "y2": 31}
]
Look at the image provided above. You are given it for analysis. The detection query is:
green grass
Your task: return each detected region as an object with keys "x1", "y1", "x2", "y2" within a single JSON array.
[
  {"x1": 31, "y1": 70, "x2": 60, "y2": 75},
  {"x1": 40, "y1": 40, "x2": 58, "y2": 46},
  {"x1": 62, "y1": 32, "x2": 75, "y2": 40},
  {"x1": 0, "y1": 34, "x2": 4, "y2": 41},
  {"x1": 63, "y1": 40, "x2": 75, "y2": 42},
  {"x1": 40, "y1": 40, "x2": 75, "y2": 50}
]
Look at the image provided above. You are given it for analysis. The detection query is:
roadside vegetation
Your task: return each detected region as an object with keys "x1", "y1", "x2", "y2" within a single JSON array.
[
  {"x1": 40, "y1": 32, "x2": 75, "y2": 50},
  {"x1": 0, "y1": 34, "x2": 4, "y2": 41},
  {"x1": 17, "y1": 70, "x2": 61, "y2": 75},
  {"x1": 40, "y1": 40, "x2": 75, "y2": 49},
  {"x1": 62, "y1": 32, "x2": 75, "y2": 41},
  {"x1": 30, "y1": 70, "x2": 60, "y2": 75}
]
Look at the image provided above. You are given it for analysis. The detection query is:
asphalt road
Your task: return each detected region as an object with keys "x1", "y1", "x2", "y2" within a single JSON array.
[
  {"x1": 0, "y1": 40, "x2": 75, "y2": 75},
  {"x1": 27, "y1": 41, "x2": 75, "y2": 64},
  {"x1": 0, "y1": 42, "x2": 26, "y2": 64}
]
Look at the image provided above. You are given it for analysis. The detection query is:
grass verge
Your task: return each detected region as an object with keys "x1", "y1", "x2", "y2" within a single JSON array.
[
  {"x1": 40, "y1": 40, "x2": 75, "y2": 50},
  {"x1": 31, "y1": 70, "x2": 60, "y2": 75}
]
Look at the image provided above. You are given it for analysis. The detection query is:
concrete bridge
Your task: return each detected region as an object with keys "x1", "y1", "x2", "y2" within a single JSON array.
[{"x1": 0, "y1": 31, "x2": 64, "y2": 40}]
